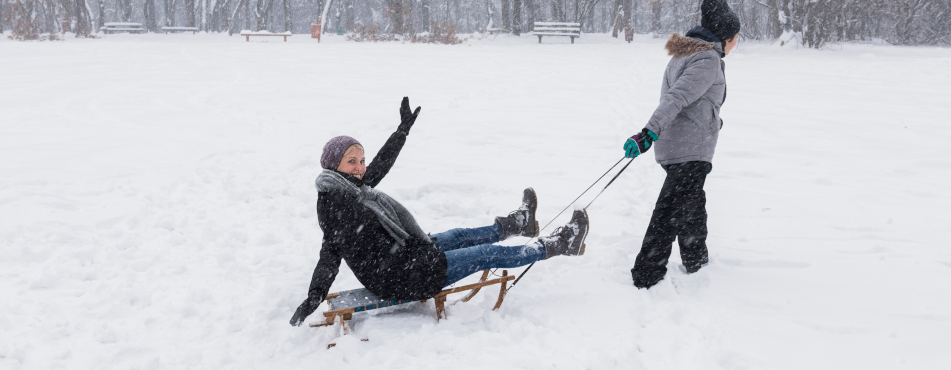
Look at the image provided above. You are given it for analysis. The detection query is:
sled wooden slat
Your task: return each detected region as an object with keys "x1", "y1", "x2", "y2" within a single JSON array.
[
  {"x1": 312, "y1": 269, "x2": 516, "y2": 347},
  {"x1": 461, "y1": 270, "x2": 490, "y2": 302}
]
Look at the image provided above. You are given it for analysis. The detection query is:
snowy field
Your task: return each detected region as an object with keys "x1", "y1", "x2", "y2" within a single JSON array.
[{"x1": 2, "y1": 32, "x2": 950, "y2": 370}]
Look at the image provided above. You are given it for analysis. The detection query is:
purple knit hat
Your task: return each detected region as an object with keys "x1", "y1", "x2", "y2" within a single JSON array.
[{"x1": 320, "y1": 136, "x2": 362, "y2": 170}]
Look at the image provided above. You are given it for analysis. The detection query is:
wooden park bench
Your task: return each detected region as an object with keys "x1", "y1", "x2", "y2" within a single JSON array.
[
  {"x1": 531, "y1": 22, "x2": 581, "y2": 44},
  {"x1": 100, "y1": 22, "x2": 145, "y2": 34},
  {"x1": 162, "y1": 26, "x2": 199, "y2": 34},
  {"x1": 312, "y1": 270, "x2": 515, "y2": 348},
  {"x1": 239, "y1": 30, "x2": 292, "y2": 42}
]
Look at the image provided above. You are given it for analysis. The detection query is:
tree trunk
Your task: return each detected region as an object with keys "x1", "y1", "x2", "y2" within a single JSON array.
[
  {"x1": 318, "y1": 0, "x2": 331, "y2": 32},
  {"x1": 402, "y1": 0, "x2": 412, "y2": 34},
  {"x1": 144, "y1": 0, "x2": 156, "y2": 30},
  {"x1": 254, "y1": 0, "x2": 271, "y2": 30},
  {"x1": 650, "y1": 0, "x2": 661, "y2": 34},
  {"x1": 611, "y1": 0, "x2": 620, "y2": 37},
  {"x1": 501, "y1": 0, "x2": 509, "y2": 31},
  {"x1": 226, "y1": 0, "x2": 244, "y2": 34},
  {"x1": 243, "y1": 0, "x2": 249, "y2": 29},
  {"x1": 73, "y1": 0, "x2": 91, "y2": 36},
  {"x1": 766, "y1": 0, "x2": 781, "y2": 39},
  {"x1": 628, "y1": 0, "x2": 636, "y2": 32},
  {"x1": 184, "y1": 0, "x2": 194, "y2": 27},
  {"x1": 281, "y1": 0, "x2": 288, "y2": 31},
  {"x1": 13, "y1": 0, "x2": 41, "y2": 40},
  {"x1": 40, "y1": 0, "x2": 53, "y2": 33},
  {"x1": 512, "y1": 0, "x2": 520, "y2": 35},
  {"x1": 421, "y1": 0, "x2": 430, "y2": 32},
  {"x1": 525, "y1": 0, "x2": 536, "y2": 30},
  {"x1": 164, "y1": 0, "x2": 176, "y2": 26},
  {"x1": 386, "y1": 0, "x2": 402, "y2": 33}
]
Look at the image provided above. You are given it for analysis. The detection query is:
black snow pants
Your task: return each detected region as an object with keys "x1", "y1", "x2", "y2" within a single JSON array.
[{"x1": 632, "y1": 161, "x2": 712, "y2": 289}]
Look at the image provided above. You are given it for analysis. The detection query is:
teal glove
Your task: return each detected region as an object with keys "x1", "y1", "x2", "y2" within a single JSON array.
[{"x1": 623, "y1": 128, "x2": 658, "y2": 158}]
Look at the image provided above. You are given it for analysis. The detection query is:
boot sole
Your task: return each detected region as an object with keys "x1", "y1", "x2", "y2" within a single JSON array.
[
  {"x1": 570, "y1": 209, "x2": 589, "y2": 256},
  {"x1": 578, "y1": 209, "x2": 589, "y2": 256},
  {"x1": 525, "y1": 187, "x2": 540, "y2": 238}
]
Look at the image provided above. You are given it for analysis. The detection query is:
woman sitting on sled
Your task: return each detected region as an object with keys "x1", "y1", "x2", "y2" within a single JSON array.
[{"x1": 289, "y1": 97, "x2": 589, "y2": 326}]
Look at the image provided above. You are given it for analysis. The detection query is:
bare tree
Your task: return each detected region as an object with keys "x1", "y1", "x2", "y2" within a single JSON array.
[
  {"x1": 282, "y1": 0, "x2": 289, "y2": 30},
  {"x1": 254, "y1": 0, "x2": 273, "y2": 30},
  {"x1": 649, "y1": 0, "x2": 661, "y2": 34},
  {"x1": 226, "y1": 0, "x2": 244, "y2": 33},
  {"x1": 421, "y1": 0, "x2": 431, "y2": 31},
  {"x1": 513, "y1": 0, "x2": 521, "y2": 34},
  {"x1": 164, "y1": 0, "x2": 177, "y2": 26},
  {"x1": 384, "y1": 0, "x2": 401, "y2": 32},
  {"x1": 501, "y1": 0, "x2": 509, "y2": 30},
  {"x1": 12, "y1": 0, "x2": 42, "y2": 39},
  {"x1": 0, "y1": 0, "x2": 6, "y2": 33},
  {"x1": 185, "y1": 0, "x2": 195, "y2": 27},
  {"x1": 144, "y1": 0, "x2": 157, "y2": 30}
]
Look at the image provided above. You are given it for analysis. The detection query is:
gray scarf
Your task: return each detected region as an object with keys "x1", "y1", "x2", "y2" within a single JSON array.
[{"x1": 315, "y1": 170, "x2": 431, "y2": 246}]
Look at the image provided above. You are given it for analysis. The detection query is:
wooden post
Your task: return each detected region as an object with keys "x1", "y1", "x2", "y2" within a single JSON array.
[
  {"x1": 493, "y1": 270, "x2": 509, "y2": 310},
  {"x1": 309, "y1": 313, "x2": 336, "y2": 327},
  {"x1": 434, "y1": 295, "x2": 447, "y2": 321},
  {"x1": 339, "y1": 313, "x2": 351, "y2": 335}
]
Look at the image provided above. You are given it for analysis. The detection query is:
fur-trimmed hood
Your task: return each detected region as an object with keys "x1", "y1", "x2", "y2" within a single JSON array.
[{"x1": 665, "y1": 33, "x2": 724, "y2": 58}]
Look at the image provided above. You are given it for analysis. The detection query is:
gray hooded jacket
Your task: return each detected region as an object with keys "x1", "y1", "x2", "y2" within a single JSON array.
[{"x1": 646, "y1": 33, "x2": 726, "y2": 165}]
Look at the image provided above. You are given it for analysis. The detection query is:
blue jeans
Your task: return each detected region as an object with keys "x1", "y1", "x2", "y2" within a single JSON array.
[{"x1": 432, "y1": 224, "x2": 545, "y2": 287}]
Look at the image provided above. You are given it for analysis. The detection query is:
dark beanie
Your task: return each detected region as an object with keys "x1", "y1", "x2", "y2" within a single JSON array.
[
  {"x1": 320, "y1": 135, "x2": 362, "y2": 170},
  {"x1": 701, "y1": 0, "x2": 741, "y2": 43}
]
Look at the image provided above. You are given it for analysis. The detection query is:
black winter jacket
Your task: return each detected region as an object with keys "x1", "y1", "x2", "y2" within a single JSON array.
[{"x1": 305, "y1": 131, "x2": 448, "y2": 304}]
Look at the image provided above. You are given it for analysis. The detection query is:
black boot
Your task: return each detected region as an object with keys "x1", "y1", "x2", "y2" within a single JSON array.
[
  {"x1": 540, "y1": 209, "x2": 589, "y2": 259},
  {"x1": 496, "y1": 188, "x2": 539, "y2": 239}
]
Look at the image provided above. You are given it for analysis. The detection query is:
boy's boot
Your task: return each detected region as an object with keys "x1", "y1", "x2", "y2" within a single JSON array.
[
  {"x1": 496, "y1": 188, "x2": 539, "y2": 239},
  {"x1": 540, "y1": 209, "x2": 589, "y2": 259}
]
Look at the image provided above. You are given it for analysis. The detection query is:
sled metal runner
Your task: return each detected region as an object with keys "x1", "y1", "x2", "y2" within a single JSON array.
[{"x1": 312, "y1": 269, "x2": 514, "y2": 348}]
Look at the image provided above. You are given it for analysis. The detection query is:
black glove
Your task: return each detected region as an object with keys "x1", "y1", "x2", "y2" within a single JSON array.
[
  {"x1": 289, "y1": 297, "x2": 321, "y2": 327},
  {"x1": 398, "y1": 96, "x2": 421, "y2": 135}
]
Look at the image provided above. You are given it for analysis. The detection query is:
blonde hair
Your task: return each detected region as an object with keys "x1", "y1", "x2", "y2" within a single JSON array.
[{"x1": 343, "y1": 144, "x2": 364, "y2": 157}]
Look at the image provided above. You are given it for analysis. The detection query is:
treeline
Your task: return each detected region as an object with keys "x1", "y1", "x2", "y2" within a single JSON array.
[{"x1": 3, "y1": 0, "x2": 950, "y2": 47}]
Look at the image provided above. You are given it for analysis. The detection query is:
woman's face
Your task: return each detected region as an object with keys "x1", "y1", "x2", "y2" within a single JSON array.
[
  {"x1": 724, "y1": 34, "x2": 739, "y2": 55},
  {"x1": 337, "y1": 147, "x2": 366, "y2": 179}
]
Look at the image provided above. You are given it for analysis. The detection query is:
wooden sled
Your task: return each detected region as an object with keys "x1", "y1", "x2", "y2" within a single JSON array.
[{"x1": 311, "y1": 269, "x2": 515, "y2": 348}]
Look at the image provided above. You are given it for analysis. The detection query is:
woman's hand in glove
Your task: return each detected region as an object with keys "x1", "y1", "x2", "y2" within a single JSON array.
[
  {"x1": 623, "y1": 128, "x2": 658, "y2": 158},
  {"x1": 289, "y1": 297, "x2": 321, "y2": 327},
  {"x1": 398, "y1": 97, "x2": 422, "y2": 135}
]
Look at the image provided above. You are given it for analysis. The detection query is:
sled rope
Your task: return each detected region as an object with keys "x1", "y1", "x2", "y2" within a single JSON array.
[{"x1": 505, "y1": 157, "x2": 635, "y2": 293}]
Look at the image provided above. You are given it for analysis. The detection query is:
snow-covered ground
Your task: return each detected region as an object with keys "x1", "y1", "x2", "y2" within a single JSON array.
[{"x1": 2, "y1": 32, "x2": 950, "y2": 370}]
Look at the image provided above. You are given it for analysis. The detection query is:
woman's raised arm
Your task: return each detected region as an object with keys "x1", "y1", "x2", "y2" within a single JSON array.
[{"x1": 363, "y1": 97, "x2": 421, "y2": 188}]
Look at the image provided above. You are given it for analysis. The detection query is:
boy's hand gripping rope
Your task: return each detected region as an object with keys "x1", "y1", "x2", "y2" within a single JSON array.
[{"x1": 503, "y1": 157, "x2": 636, "y2": 294}]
